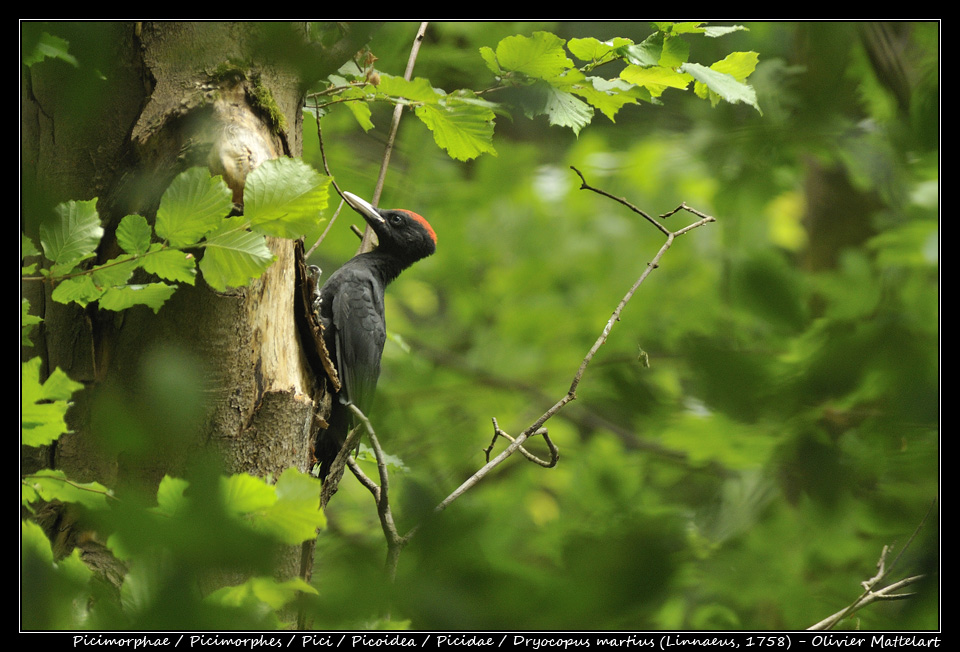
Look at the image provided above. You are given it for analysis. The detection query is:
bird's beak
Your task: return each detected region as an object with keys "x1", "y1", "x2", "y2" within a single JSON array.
[{"x1": 342, "y1": 191, "x2": 385, "y2": 227}]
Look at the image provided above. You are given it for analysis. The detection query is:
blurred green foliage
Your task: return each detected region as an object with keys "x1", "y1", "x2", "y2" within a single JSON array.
[
  {"x1": 305, "y1": 21, "x2": 938, "y2": 631},
  {"x1": 22, "y1": 21, "x2": 938, "y2": 630}
]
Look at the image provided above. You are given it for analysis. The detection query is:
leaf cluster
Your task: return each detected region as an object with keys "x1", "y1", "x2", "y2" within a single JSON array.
[
  {"x1": 310, "y1": 23, "x2": 760, "y2": 162},
  {"x1": 21, "y1": 153, "x2": 333, "y2": 628},
  {"x1": 23, "y1": 159, "x2": 331, "y2": 312},
  {"x1": 22, "y1": 338, "x2": 328, "y2": 628}
]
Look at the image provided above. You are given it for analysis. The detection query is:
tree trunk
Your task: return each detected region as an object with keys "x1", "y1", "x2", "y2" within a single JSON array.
[{"x1": 22, "y1": 20, "x2": 373, "y2": 585}]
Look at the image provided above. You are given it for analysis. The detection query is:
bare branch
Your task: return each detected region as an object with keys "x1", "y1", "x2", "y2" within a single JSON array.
[
  {"x1": 571, "y1": 165, "x2": 669, "y2": 235},
  {"x1": 343, "y1": 403, "x2": 409, "y2": 579},
  {"x1": 333, "y1": 152, "x2": 718, "y2": 585},
  {"x1": 807, "y1": 571, "x2": 926, "y2": 630},
  {"x1": 305, "y1": 197, "x2": 345, "y2": 259},
  {"x1": 404, "y1": 337, "x2": 736, "y2": 477},
  {"x1": 484, "y1": 418, "x2": 558, "y2": 468},
  {"x1": 345, "y1": 454, "x2": 380, "y2": 497},
  {"x1": 432, "y1": 168, "x2": 716, "y2": 514},
  {"x1": 359, "y1": 21, "x2": 429, "y2": 255},
  {"x1": 808, "y1": 505, "x2": 934, "y2": 630}
]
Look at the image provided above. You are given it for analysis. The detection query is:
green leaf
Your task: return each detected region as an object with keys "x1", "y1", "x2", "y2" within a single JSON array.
[
  {"x1": 38, "y1": 365, "x2": 85, "y2": 402},
  {"x1": 681, "y1": 61, "x2": 761, "y2": 112},
  {"x1": 244, "y1": 158, "x2": 330, "y2": 239},
  {"x1": 660, "y1": 35, "x2": 690, "y2": 68},
  {"x1": 623, "y1": 33, "x2": 665, "y2": 67},
  {"x1": 709, "y1": 51, "x2": 760, "y2": 83},
  {"x1": 511, "y1": 78, "x2": 595, "y2": 134},
  {"x1": 121, "y1": 555, "x2": 169, "y2": 614},
  {"x1": 221, "y1": 473, "x2": 277, "y2": 514},
  {"x1": 206, "y1": 576, "x2": 317, "y2": 611},
  {"x1": 377, "y1": 75, "x2": 443, "y2": 104},
  {"x1": 478, "y1": 46, "x2": 501, "y2": 75},
  {"x1": 356, "y1": 444, "x2": 409, "y2": 472},
  {"x1": 98, "y1": 283, "x2": 177, "y2": 313},
  {"x1": 199, "y1": 221, "x2": 276, "y2": 291},
  {"x1": 154, "y1": 475, "x2": 191, "y2": 517},
  {"x1": 253, "y1": 469, "x2": 326, "y2": 544},
  {"x1": 868, "y1": 220, "x2": 939, "y2": 268},
  {"x1": 321, "y1": 74, "x2": 377, "y2": 114},
  {"x1": 141, "y1": 246, "x2": 198, "y2": 285},
  {"x1": 91, "y1": 254, "x2": 139, "y2": 288},
  {"x1": 50, "y1": 274, "x2": 104, "y2": 307},
  {"x1": 116, "y1": 214, "x2": 153, "y2": 255},
  {"x1": 567, "y1": 37, "x2": 634, "y2": 64},
  {"x1": 40, "y1": 199, "x2": 103, "y2": 269},
  {"x1": 414, "y1": 97, "x2": 497, "y2": 161},
  {"x1": 155, "y1": 167, "x2": 233, "y2": 247},
  {"x1": 494, "y1": 32, "x2": 572, "y2": 81},
  {"x1": 575, "y1": 77, "x2": 648, "y2": 122},
  {"x1": 21, "y1": 357, "x2": 83, "y2": 447},
  {"x1": 58, "y1": 547, "x2": 95, "y2": 585},
  {"x1": 220, "y1": 469, "x2": 326, "y2": 545},
  {"x1": 22, "y1": 233, "x2": 41, "y2": 259},
  {"x1": 22, "y1": 392, "x2": 71, "y2": 447},
  {"x1": 701, "y1": 25, "x2": 749, "y2": 38},
  {"x1": 656, "y1": 22, "x2": 705, "y2": 35},
  {"x1": 21, "y1": 519, "x2": 54, "y2": 564},
  {"x1": 346, "y1": 102, "x2": 374, "y2": 131},
  {"x1": 540, "y1": 85, "x2": 594, "y2": 135},
  {"x1": 22, "y1": 298, "x2": 42, "y2": 347},
  {"x1": 23, "y1": 31, "x2": 78, "y2": 67},
  {"x1": 22, "y1": 469, "x2": 113, "y2": 510},
  {"x1": 620, "y1": 65, "x2": 692, "y2": 97},
  {"x1": 274, "y1": 467, "x2": 323, "y2": 505}
]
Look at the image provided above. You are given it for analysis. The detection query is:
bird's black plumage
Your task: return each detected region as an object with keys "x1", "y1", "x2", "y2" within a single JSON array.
[{"x1": 314, "y1": 192, "x2": 437, "y2": 483}]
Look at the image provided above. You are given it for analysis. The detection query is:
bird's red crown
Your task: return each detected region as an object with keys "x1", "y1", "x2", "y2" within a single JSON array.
[{"x1": 398, "y1": 210, "x2": 437, "y2": 245}]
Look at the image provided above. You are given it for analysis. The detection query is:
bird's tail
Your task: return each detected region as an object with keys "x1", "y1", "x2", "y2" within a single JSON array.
[{"x1": 316, "y1": 404, "x2": 349, "y2": 482}]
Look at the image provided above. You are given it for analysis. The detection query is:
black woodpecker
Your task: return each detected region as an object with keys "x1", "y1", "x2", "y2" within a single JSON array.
[{"x1": 314, "y1": 191, "x2": 437, "y2": 482}]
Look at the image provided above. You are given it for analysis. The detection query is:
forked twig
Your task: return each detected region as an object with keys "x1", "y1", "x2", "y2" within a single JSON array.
[
  {"x1": 345, "y1": 167, "x2": 716, "y2": 579},
  {"x1": 433, "y1": 168, "x2": 716, "y2": 514},
  {"x1": 484, "y1": 418, "x2": 558, "y2": 468},
  {"x1": 808, "y1": 504, "x2": 934, "y2": 630}
]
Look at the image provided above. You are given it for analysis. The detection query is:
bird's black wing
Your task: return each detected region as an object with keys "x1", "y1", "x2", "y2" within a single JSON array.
[{"x1": 330, "y1": 270, "x2": 386, "y2": 417}]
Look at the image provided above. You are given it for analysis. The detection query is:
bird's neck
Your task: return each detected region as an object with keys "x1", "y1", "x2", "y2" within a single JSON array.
[{"x1": 358, "y1": 250, "x2": 411, "y2": 286}]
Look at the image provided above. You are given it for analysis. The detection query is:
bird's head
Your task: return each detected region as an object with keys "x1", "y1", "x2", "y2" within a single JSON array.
[{"x1": 342, "y1": 191, "x2": 437, "y2": 264}]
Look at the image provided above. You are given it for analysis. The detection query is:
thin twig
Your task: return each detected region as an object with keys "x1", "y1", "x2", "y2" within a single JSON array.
[
  {"x1": 22, "y1": 474, "x2": 120, "y2": 501},
  {"x1": 570, "y1": 165, "x2": 669, "y2": 236},
  {"x1": 807, "y1": 505, "x2": 934, "y2": 630},
  {"x1": 305, "y1": 197, "x2": 345, "y2": 259},
  {"x1": 338, "y1": 162, "x2": 717, "y2": 583},
  {"x1": 304, "y1": 97, "x2": 347, "y2": 258},
  {"x1": 432, "y1": 169, "x2": 716, "y2": 514},
  {"x1": 346, "y1": 455, "x2": 380, "y2": 497},
  {"x1": 359, "y1": 21, "x2": 429, "y2": 255},
  {"x1": 345, "y1": 404, "x2": 408, "y2": 579},
  {"x1": 807, "y1": 572, "x2": 926, "y2": 630},
  {"x1": 403, "y1": 336, "x2": 735, "y2": 477},
  {"x1": 484, "y1": 418, "x2": 558, "y2": 468}
]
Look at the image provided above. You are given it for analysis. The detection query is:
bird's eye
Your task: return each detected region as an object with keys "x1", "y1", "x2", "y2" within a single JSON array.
[{"x1": 389, "y1": 214, "x2": 403, "y2": 226}]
